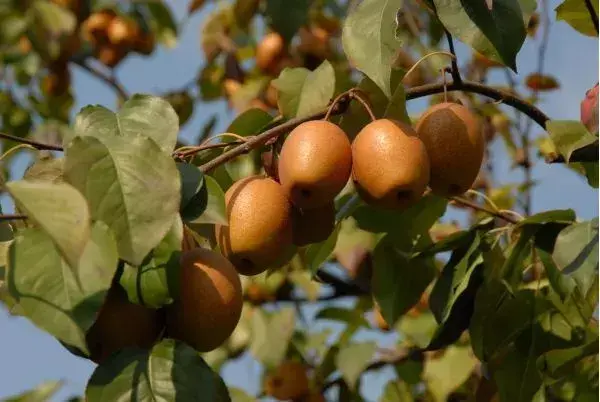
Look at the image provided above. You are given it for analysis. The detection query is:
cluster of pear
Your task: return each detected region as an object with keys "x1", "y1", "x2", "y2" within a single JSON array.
[
  {"x1": 81, "y1": 9, "x2": 154, "y2": 68},
  {"x1": 35, "y1": 1, "x2": 155, "y2": 97},
  {"x1": 83, "y1": 101, "x2": 484, "y2": 397}
]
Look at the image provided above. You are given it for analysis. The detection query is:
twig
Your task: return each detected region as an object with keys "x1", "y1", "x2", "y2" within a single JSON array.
[
  {"x1": 0, "y1": 132, "x2": 63, "y2": 151},
  {"x1": 406, "y1": 80, "x2": 550, "y2": 129},
  {"x1": 450, "y1": 196, "x2": 520, "y2": 224},
  {"x1": 175, "y1": 141, "x2": 246, "y2": 159},
  {"x1": 199, "y1": 97, "x2": 351, "y2": 172},
  {"x1": 584, "y1": 0, "x2": 599, "y2": 34},
  {"x1": 0, "y1": 214, "x2": 27, "y2": 221},
  {"x1": 74, "y1": 60, "x2": 129, "y2": 100},
  {"x1": 445, "y1": 30, "x2": 462, "y2": 84}
]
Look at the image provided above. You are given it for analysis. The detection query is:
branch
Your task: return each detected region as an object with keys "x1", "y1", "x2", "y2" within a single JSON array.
[
  {"x1": 74, "y1": 61, "x2": 129, "y2": 100},
  {"x1": 406, "y1": 80, "x2": 550, "y2": 130},
  {"x1": 545, "y1": 142, "x2": 599, "y2": 163},
  {"x1": 175, "y1": 140, "x2": 246, "y2": 159},
  {"x1": 199, "y1": 97, "x2": 351, "y2": 172},
  {"x1": 584, "y1": 0, "x2": 599, "y2": 34},
  {"x1": 445, "y1": 30, "x2": 462, "y2": 84},
  {"x1": 450, "y1": 196, "x2": 520, "y2": 224},
  {"x1": 0, "y1": 132, "x2": 63, "y2": 151},
  {"x1": 0, "y1": 214, "x2": 27, "y2": 221},
  {"x1": 322, "y1": 347, "x2": 424, "y2": 391}
]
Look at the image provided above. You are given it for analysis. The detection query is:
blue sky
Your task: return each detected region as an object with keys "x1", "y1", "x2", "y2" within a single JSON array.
[{"x1": 0, "y1": 0, "x2": 598, "y2": 401}]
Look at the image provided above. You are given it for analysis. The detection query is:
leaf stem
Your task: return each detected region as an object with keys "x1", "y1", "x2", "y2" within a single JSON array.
[
  {"x1": 349, "y1": 90, "x2": 377, "y2": 122},
  {"x1": 584, "y1": 0, "x2": 599, "y2": 34},
  {"x1": 450, "y1": 196, "x2": 519, "y2": 224},
  {"x1": 444, "y1": 30, "x2": 462, "y2": 83},
  {"x1": 0, "y1": 214, "x2": 27, "y2": 221}
]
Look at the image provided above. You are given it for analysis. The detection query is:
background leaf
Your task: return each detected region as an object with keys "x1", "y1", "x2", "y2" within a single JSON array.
[
  {"x1": 546, "y1": 120, "x2": 599, "y2": 162},
  {"x1": 4, "y1": 380, "x2": 63, "y2": 402},
  {"x1": 423, "y1": 346, "x2": 477, "y2": 402},
  {"x1": 264, "y1": 0, "x2": 309, "y2": 42},
  {"x1": 433, "y1": 0, "x2": 527, "y2": 69},
  {"x1": 556, "y1": 0, "x2": 599, "y2": 36},
  {"x1": 335, "y1": 342, "x2": 376, "y2": 389},
  {"x1": 342, "y1": 0, "x2": 403, "y2": 97},
  {"x1": 272, "y1": 61, "x2": 336, "y2": 119},
  {"x1": 249, "y1": 308, "x2": 295, "y2": 368}
]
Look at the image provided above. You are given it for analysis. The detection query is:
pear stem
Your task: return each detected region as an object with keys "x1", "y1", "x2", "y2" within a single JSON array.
[
  {"x1": 402, "y1": 50, "x2": 456, "y2": 85},
  {"x1": 349, "y1": 90, "x2": 377, "y2": 122}
]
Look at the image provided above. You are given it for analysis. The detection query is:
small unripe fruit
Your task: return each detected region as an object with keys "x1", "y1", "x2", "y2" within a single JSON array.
[
  {"x1": 166, "y1": 247, "x2": 243, "y2": 352},
  {"x1": 256, "y1": 32, "x2": 285, "y2": 74},
  {"x1": 416, "y1": 102, "x2": 484, "y2": 196},
  {"x1": 215, "y1": 176, "x2": 294, "y2": 276},
  {"x1": 292, "y1": 203, "x2": 335, "y2": 246},
  {"x1": 264, "y1": 360, "x2": 310, "y2": 401},
  {"x1": 279, "y1": 120, "x2": 352, "y2": 209},
  {"x1": 352, "y1": 119, "x2": 430, "y2": 209}
]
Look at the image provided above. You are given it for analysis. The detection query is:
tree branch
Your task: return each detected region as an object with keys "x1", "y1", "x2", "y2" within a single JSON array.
[
  {"x1": 406, "y1": 80, "x2": 550, "y2": 129},
  {"x1": 74, "y1": 60, "x2": 129, "y2": 100},
  {"x1": 199, "y1": 97, "x2": 351, "y2": 172},
  {"x1": 0, "y1": 132, "x2": 63, "y2": 151},
  {"x1": 584, "y1": 0, "x2": 599, "y2": 34},
  {"x1": 450, "y1": 196, "x2": 520, "y2": 224},
  {"x1": 0, "y1": 214, "x2": 27, "y2": 221}
]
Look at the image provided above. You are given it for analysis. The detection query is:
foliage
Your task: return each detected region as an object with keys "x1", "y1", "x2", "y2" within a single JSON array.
[{"x1": 0, "y1": 0, "x2": 597, "y2": 401}]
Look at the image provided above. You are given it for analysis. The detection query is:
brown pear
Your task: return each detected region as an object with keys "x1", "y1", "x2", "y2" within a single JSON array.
[
  {"x1": 292, "y1": 202, "x2": 336, "y2": 246},
  {"x1": 86, "y1": 284, "x2": 164, "y2": 363},
  {"x1": 166, "y1": 247, "x2": 243, "y2": 352},
  {"x1": 415, "y1": 102, "x2": 484, "y2": 196},
  {"x1": 352, "y1": 119, "x2": 430, "y2": 209},
  {"x1": 264, "y1": 360, "x2": 310, "y2": 401},
  {"x1": 215, "y1": 176, "x2": 294, "y2": 276},
  {"x1": 278, "y1": 120, "x2": 352, "y2": 209},
  {"x1": 256, "y1": 32, "x2": 285, "y2": 74}
]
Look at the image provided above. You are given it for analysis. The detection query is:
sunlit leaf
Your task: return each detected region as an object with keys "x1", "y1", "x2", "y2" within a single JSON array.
[
  {"x1": 556, "y1": 0, "x2": 599, "y2": 37},
  {"x1": 546, "y1": 120, "x2": 598, "y2": 163},
  {"x1": 335, "y1": 342, "x2": 376, "y2": 389}
]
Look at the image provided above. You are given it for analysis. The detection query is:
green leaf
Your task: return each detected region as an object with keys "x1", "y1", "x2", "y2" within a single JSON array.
[
  {"x1": 384, "y1": 76, "x2": 411, "y2": 124},
  {"x1": 30, "y1": 0, "x2": 76, "y2": 36},
  {"x1": 372, "y1": 237, "x2": 436, "y2": 326},
  {"x1": 264, "y1": 0, "x2": 309, "y2": 41},
  {"x1": 546, "y1": 120, "x2": 598, "y2": 163},
  {"x1": 337, "y1": 70, "x2": 407, "y2": 139},
  {"x1": 516, "y1": 209, "x2": 577, "y2": 227},
  {"x1": 342, "y1": 0, "x2": 404, "y2": 97},
  {"x1": 272, "y1": 61, "x2": 336, "y2": 119},
  {"x1": 423, "y1": 346, "x2": 477, "y2": 402},
  {"x1": 249, "y1": 308, "x2": 295, "y2": 368},
  {"x1": 177, "y1": 163, "x2": 208, "y2": 222},
  {"x1": 190, "y1": 176, "x2": 228, "y2": 226},
  {"x1": 8, "y1": 223, "x2": 118, "y2": 353},
  {"x1": 145, "y1": 1, "x2": 179, "y2": 48},
  {"x1": 492, "y1": 330, "x2": 543, "y2": 402},
  {"x1": 68, "y1": 94, "x2": 179, "y2": 154},
  {"x1": 471, "y1": 285, "x2": 550, "y2": 361},
  {"x1": 316, "y1": 306, "x2": 371, "y2": 328},
  {"x1": 335, "y1": 342, "x2": 377, "y2": 389},
  {"x1": 226, "y1": 108, "x2": 273, "y2": 137},
  {"x1": 556, "y1": 0, "x2": 599, "y2": 37},
  {"x1": 23, "y1": 156, "x2": 64, "y2": 183},
  {"x1": 86, "y1": 339, "x2": 230, "y2": 402},
  {"x1": 233, "y1": 0, "x2": 260, "y2": 28},
  {"x1": 353, "y1": 194, "x2": 447, "y2": 238},
  {"x1": 398, "y1": 311, "x2": 438, "y2": 349},
  {"x1": 228, "y1": 387, "x2": 255, "y2": 402},
  {"x1": 4, "y1": 380, "x2": 63, "y2": 402},
  {"x1": 304, "y1": 224, "x2": 340, "y2": 273},
  {"x1": 538, "y1": 339, "x2": 599, "y2": 379},
  {"x1": 580, "y1": 162, "x2": 599, "y2": 188},
  {"x1": 427, "y1": 237, "x2": 484, "y2": 350},
  {"x1": 7, "y1": 180, "x2": 90, "y2": 269},
  {"x1": 380, "y1": 380, "x2": 413, "y2": 402},
  {"x1": 553, "y1": 218, "x2": 599, "y2": 296},
  {"x1": 433, "y1": 0, "x2": 527, "y2": 70},
  {"x1": 119, "y1": 217, "x2": 183, "y2": 308},
  {"x1": 65, "y1": 135, "x2": 181, "y2": 266}
]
